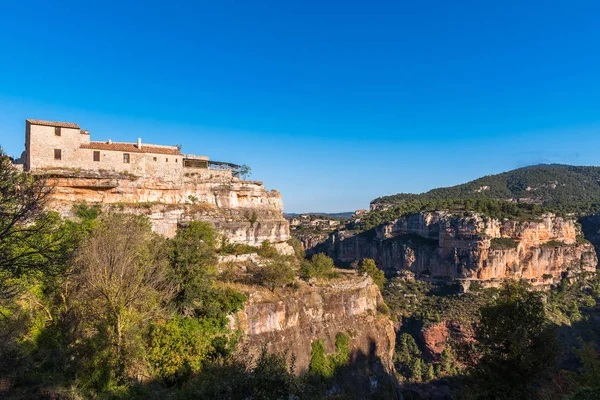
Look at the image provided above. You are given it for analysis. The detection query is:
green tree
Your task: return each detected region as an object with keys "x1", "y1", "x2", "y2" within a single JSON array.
[
  {"x1": 255, "y1": 256, "x2": 296, "y2": 292},
  {"x1": 0, "y1": 152, "x2": 75, "y2": 299},
  {"x1": 169, "y1": 221, "x2": 219, "y2": 317},
  {"x1": 460, "y1": 280, "x2": 559, "y2": 399},
  {"x1": 72, "y1": 213, "x2": 173, "y2": 379},
  {"x1": 356, "y1": 258, "x2": 386, "y2": 289},
  {"x1": 301, "y1": 253, "x2": 335, "y2": 279}
]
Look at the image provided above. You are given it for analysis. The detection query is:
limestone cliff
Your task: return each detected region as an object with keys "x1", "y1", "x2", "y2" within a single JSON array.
[
  {"x1": 41, "y1": 168, "x2": 290, "y2": 246},
  {"x1": 317, "y1": 212, "x2": 597, "y2": 286},
  {"x1": 227, "y1": 274, "x2": 396, "y2": 375}
]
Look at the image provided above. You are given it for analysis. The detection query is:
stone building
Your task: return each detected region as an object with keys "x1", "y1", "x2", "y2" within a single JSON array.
[{"x1": 20, "y1": 119, "x2": 236, "y2": 182}]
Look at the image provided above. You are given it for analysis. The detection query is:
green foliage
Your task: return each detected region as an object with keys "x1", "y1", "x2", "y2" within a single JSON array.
[
  {"x1": 219, "y1": 238, "x2": 260, "y2": 256},
  {"x1": 72, "y1": 202, "x2": 101, "y2": 221},
  {"x1": 541, "y1": 239, "x2": 568, "y2": 248},
  {"x1": 373, "y1": 164, "x2": 600, "y2": 215},
  {"x1": 178, "y1": 347, "x2": 306, "y2": 400},
  {"x1": 301, "y1": 253, "x2": 336, "y2": 279},
  {"x1": 489, "y1": 237, "x2": 519, "y2": 250},
  {"x1": 0, "y1": 154, "x2": 78, "y2": 299},
  {"x1": 355, "y1": 258, "x2": 386, "y2": 289},
  {"x1": 247, "y1": 210, "x2": 258, "y2": 224},
  {"x1": 257, "y1": 240, "x2": 278, "y2": 258},
  {"x1": 394, "y1": 333, "x2": 438, "y2": 383},
  {"x1": 170, "y1": 221, "x2": 219, "y2": 317},
  {"x1": 309, "y1": 332, "x2": 351, "y2": 380},
  {"x1": 254, "y1": 256, "x2": 296, "y2": 292},
  {"x1": 459, "y1": 280, "x2": 559, "y2": 399},
  {"x1": 147, "y1": 316, "x2": 236, "y2": 382},
  {"x1": 287, "y1": 237, "x2": 306, "y2": 259}
]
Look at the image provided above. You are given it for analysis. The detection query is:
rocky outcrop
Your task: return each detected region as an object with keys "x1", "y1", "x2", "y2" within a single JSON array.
[
  {"x1": 318, "y1": 212, "x2": 597, "y2": 286},
  {"x1": 42, "y1": 168, "x2": 290, "y2": 246},
  {"x1": 293, "y1": 232, "x2": 331, "y2": 253},
  {"x1": 228, "y1": 274, "x2": 396, "y2": 375}
]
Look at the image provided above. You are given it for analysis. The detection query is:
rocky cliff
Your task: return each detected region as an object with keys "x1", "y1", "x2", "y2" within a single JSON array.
[
  {"x1": 41, "y1": 168, "x2": 290, "y2": 247},
  {"x1": 228, "y1": 274, "x2": 396, "y2": 376},
  {"x1": 317, "y1": 212, "x2": 597, "y2": 286}
]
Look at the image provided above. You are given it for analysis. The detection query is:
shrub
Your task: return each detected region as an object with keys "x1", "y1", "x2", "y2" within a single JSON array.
[
  {"x1": 576, "y1": 234, "x2": 590, "y2": 245},
  {"x1": 73, "y1": 202, "x2": 101, "y2": 221},
  {"x1": 258, "y1": 240, "x2": 278, "y2": 258},
  {"x1": 247, "y1": 211, "x2": 258, "y2": 224},
  {"x1": 309, "y1": 333, "x2": 351, "y2": 380},
  {"x1": 301, "y1": 253, "x2": 336, "y2": 279},
  {"x1": 254, "y1": 256, "x2": 296, "y2": 292},
  {"x1": 489, "y1": 237, "x2": 519, "y2": 250},
  {"x1": 356, "y1": 258, "x2": 386, "y2": 289},
  {"x1": 287, "y1": 237, "x2": 305, "y2": 260}
]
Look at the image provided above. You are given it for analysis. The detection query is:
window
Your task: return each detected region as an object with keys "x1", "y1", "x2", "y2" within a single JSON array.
[
  {"x1": 55, "y1": 127, "x2": 61, "y2": 136},
  {"x1": 153, "y1": 157, "x2": 157, "y2": 161},
  {"x1": 175, "y1": 158, "x2": 178, "y2": 163},
  {"x1": 93, "y1": 151, "x2": 100, "y2": 162},
  {"x1": 166, "y1": 158, "x2": 169, "y2": 162},
  {"x1": 54, "y1": 149, "x2": 62, "y2": 160},
  {"x1": 123, "y1": 153, "x2": 130, "y2": 163}
]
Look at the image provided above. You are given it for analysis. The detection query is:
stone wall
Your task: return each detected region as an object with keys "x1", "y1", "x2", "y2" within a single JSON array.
[
  {"x1": 26, "y1": 121, "x2": 185, "y2": 181},
  {"x1": 27, "y1": 123, "x2": 90, "y2": 171}
]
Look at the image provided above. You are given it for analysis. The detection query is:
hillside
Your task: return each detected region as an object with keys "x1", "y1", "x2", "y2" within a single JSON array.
[{"x1": 372, "y1": 164, "x2": 600, "y2": 212}]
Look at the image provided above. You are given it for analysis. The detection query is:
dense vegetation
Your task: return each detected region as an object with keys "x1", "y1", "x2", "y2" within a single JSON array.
[{"x1": 382, "y1": 272, "x2": 600, "y2": 399}]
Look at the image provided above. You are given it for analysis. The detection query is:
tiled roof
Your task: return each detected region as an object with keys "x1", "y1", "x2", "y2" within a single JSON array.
[
  {"x1": 81, "y1": 142, "x2": 183, "y2": 156},
  {"x1": 27, "y1": 119, "x2": 80, "y2": 129}
]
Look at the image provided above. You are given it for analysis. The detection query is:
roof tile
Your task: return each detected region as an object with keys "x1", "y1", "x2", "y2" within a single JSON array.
[
  {"x1": 27, "y1": 119, "x2": 80, "y2": 129},
  {"x1": 81, "y1": 142, "x2": 182, "y2": 156}
]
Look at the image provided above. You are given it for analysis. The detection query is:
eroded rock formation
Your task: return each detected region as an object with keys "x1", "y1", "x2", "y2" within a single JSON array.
[
  {"x1": 42, "y1": 168, "x2": 290, "y2": 247},
  {"x1": 317, "y1": 212, "x2": 597, "y2": 286},
  {"x1": 228, "y1": 274, "x2": 396, "y2": 375}
]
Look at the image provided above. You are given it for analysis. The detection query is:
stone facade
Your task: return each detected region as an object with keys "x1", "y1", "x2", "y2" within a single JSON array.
[{"x1": 23, "y1": 119, "x2": 207, "y2": 182}]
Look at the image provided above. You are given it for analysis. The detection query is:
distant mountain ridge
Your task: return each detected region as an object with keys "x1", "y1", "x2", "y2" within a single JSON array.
[{"x1": 372, "y1": 164, "x2": 600, "y2": 210}]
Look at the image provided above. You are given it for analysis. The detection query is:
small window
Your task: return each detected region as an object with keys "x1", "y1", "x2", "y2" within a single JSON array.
[
  {"x1": 55, "y1": 127, "x2": 61, "y2": 136},
  {"x1": 93, "y1": 151, "x2": 100, "y2": 162},
  {"x1": 54, "y1": 149, "x2": 62, "y2": 160},
  {"x1": 153, "y1": 157, "x2": 157, "y2": 162},
  {"x1": 175, "y1": 158, "x2": 178, "y2": 163},
  {"x1": 123, "y1": 153, "x2": 130, "y2": 164},
  {"x1": 166, "y1": 158, "x2": 169, "y2": 162}
]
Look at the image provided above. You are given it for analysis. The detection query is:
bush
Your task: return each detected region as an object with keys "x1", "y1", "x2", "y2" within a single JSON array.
[
  {"x1": 489, "y1": 237, "x2": 519, "y2": 250},
  {"x1": 287, "y1": 237, "x2": 305, "y2": 260},
  {"x1": 73, "y1": 202, "x2": 101, "y2": 221},
  {"x1": 254, "y1": 256, "x2": 296, "y2": 292},
  {"x1": 301, "y1": 253, "x2": 336, "y2": 279},
  {"x1": 257, "y1": 240, "x2": 278, "y2": 258},
  {"x1": 309, "y1": 332, "x2": 351, "y2": 380},
  {"x1": 355, "y1": 258, "x2": 386, "y2": 289}
]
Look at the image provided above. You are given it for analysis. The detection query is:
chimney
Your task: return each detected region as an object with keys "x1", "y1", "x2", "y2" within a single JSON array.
[
  {"x1": 108, "y1": 139, "x2": 112, "y2": 144},
  {"x1": 137, "y1": 138, "x2": 142, "y2": 149}
]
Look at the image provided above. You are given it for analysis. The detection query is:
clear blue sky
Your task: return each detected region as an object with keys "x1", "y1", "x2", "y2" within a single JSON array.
[{"x1": 1, "y1": 1, "x2": 599, "y2": 213}]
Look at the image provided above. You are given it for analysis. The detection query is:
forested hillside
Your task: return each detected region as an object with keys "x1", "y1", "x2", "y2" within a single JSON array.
[{"x1": 373, "y1": 164, "x2": 600, "y2": 211}]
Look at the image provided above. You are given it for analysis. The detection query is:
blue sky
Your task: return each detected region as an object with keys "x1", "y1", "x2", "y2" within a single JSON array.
[{"x1": 1, "y1": 0, "x2": 600, "y2": 212}]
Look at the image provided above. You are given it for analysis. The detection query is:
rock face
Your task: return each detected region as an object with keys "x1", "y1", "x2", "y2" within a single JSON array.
[
  {"x1": 42, "y1": 169, "x2": 290, "y2": 246},
  {"x1": 317, "y1": 212, "x2": 597, "y2": 286},
  {"x1": 228, "y1": 275, "x2": 396, "y2": 375}
]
